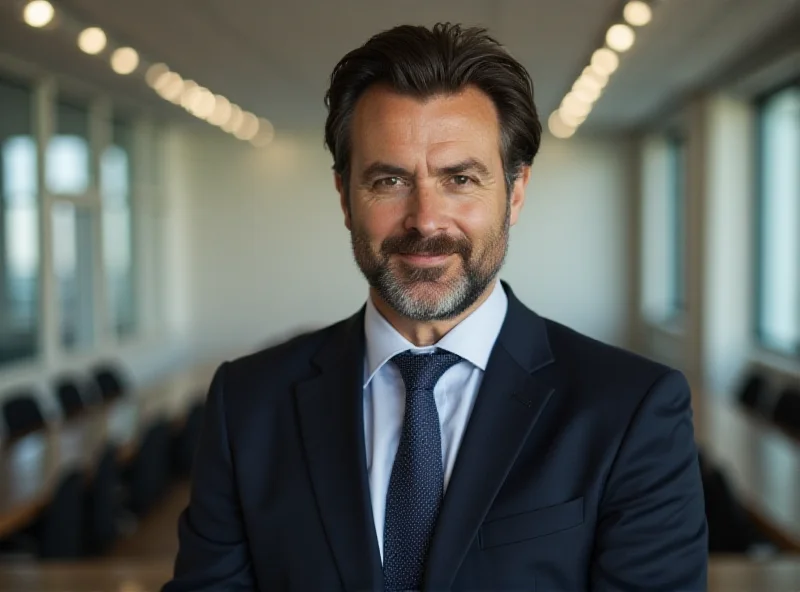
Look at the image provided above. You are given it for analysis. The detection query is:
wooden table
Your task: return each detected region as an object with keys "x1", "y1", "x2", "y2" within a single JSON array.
[
  {"x1": 0, "y1": 558, "x2": 796, "y2": 591},
  {"x1": 693, "y1": 391, "x2": 800, "y2": 551},
  {"x1": 0, "y1": 363, "x2": 217, "y2": 539}
]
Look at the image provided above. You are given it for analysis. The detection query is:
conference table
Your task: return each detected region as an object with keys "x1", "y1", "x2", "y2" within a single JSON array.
[
  {"x1": 0, "y1": 362, "x2": 218, "y2": 540},
  {"x1": 693, "y1": 389, "x2": 800, "y2": 551}
]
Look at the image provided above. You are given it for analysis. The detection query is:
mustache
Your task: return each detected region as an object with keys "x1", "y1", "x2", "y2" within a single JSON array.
[{"x1": 381, "y1": 233, "x2": 472, "y2": 258}]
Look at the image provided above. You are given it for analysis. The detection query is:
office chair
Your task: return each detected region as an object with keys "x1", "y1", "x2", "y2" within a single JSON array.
[
  {"x1": 53, "y1": 375, "x2": 90, "y2": 419},
  {"x1": 126, "y1": 419, "x2": 173, "y2": 515},
  {"x1": 736, "y1": 370, "x2": 770, "y2": 414},
  {"x1": 84, "y1": 444, "x2": 121, "y2": 555},
  {"x1": 173, "y1": 400, "x2": 205, "y2": 477},
  {"x1": 36, "y1": 471, "x2": 85, "y2": 559},
  {"x1": 1, "y1": 390, "x2": 46, "y2": 439},
  {"x1": 772, "y1": 386, "x2": 800, "y2": 436},
  {"x1": 90, "y1": 362, "x2": 130, "y2": 401}
]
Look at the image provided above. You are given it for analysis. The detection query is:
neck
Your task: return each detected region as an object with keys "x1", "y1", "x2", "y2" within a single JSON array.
[{"x1": 370, "y1": 280, "x2": 498, "y2": 347}]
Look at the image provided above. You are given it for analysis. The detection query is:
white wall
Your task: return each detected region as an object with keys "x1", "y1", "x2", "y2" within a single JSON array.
[{"x1": 170, "y1": 126, "x2": 635, "y2": 360}]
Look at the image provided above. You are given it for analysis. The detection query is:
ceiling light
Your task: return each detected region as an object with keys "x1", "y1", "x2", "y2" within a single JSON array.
[
  {"x1": 591, "y1": 48, "x2": 619, "y2": 76},
  {"x1": 23, "y1": 0, "x2": 54, "y2": 28},
  {"x1": 624, "y1": 1, "x2": 653, "y2": 26},
  {"x1": 110, "y1": 47, "x2": 139, "y2": 75},
  {"x1": 77, "y1": 27, "x2": 106, "y2": 55},
  {"x1": 222, "y1": 105, "x2": 243, "y2": 133},
  {"x1": 561, "y1": 93, "x2": 592, "y2": 118},
  {"x1": 156, "y1": 73, "x2": 184, "y2": 103},
  {"x1": 234, "y1": 112, "x2": 260, "y2": 141},
  {"x1": 606, "y1": 24, "x2": 636, "y2": 52},
  {"x1": 572, "y1": 83, "x2": 601, "y2": 104},
  {"x1": 574, "y1": 75, "x2": 602, "y2": 95},
  {"x1": 558, "y1": 108, "x2": 587, "y2": 128},
  {"x1": 179, "y1": 80, "x2": 200, "y2": 109},
  {"x1": 146, "y1": 63, "x2": 170, "y2": 87},
  {"x1": 548, "y1": 112, "x2": 576, "y2": 139},
  {"x1": 583, "y1": 66, "x2": 609, "y2": 88},
  {"x1": 250, "y1": 119, "x2": 275, "y2": 148},
  {"x1": 208, "y1": 96, "x2": 232, "y2": 126},
  {"x1": 192, "y1": 88, "x2": 217, "y2": 120},
  {"x1": 183, "y1": 85, "x2": 208, "y2": 114}
]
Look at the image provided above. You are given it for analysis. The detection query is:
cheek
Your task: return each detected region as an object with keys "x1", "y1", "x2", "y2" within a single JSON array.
[
  {"x1": 354, "y1": 201, "x2": 404, "y2": 240},
  {"x1": 454, "y1": 199, "x2": 505, "y2": 240}
]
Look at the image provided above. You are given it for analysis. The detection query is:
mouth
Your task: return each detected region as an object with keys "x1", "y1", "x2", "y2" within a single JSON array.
[{"x1": 395, "y1": 253, "x2": 454, "y2": 266}]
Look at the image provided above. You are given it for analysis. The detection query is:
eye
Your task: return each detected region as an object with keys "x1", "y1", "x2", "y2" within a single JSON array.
[
  {"x1": 376, "y1": 176, "x2": 402, "y2": 187},
  {"x1": 452, "y1": 175, "x2": 473, "y2": 186}
]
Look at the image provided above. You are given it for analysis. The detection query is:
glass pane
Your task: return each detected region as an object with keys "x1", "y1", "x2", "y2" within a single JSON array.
[
  {"x1": 47, "y1": 100, "x2": 90, "y2": 196},
  {"x1": 758, "y1": 86, "x2": 800, "y2": 354},
  {"x1": 0, "y1": 77, "x2": 39, "y2": 366},
  {"x1": 53, "y1": 202, "x2": 95, "y2": 349},
  {"x1": 102, "y1": 117, "x2": 136, "y2": 337},
  {"x1": 667, "y1": 137, "x2": 687, "y2": 314}
]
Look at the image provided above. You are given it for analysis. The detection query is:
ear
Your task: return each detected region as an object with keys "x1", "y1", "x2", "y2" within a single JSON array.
[
  {"x1": 335, "y1": 172, "x2": 352, "y2": 230},
  {"x1": 508, "y1": 165, "x2": 531, "y2": 227}
]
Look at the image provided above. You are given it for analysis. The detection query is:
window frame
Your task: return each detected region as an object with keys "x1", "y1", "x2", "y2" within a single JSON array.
[
  {"x1": 0, "y1": 53, "x2": 163, "y2": 386},
  {"x1": 754, "y1": 77, "x2": 800, "y2": 358}
]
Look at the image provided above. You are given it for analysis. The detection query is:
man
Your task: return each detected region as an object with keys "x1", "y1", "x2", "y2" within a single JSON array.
[{"x1": 164, "y1": 23, "x2": 707, "y2": 591}]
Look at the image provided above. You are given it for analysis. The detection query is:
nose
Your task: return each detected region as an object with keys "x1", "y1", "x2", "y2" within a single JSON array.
[{"x1": 403, "y1": 183, "x2": 448, "y2": 237}]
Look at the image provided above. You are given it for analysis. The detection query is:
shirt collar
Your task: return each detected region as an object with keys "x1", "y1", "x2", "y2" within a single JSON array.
[{"x1": 363, "y1": 280, "x2": 508, "y2": 387}]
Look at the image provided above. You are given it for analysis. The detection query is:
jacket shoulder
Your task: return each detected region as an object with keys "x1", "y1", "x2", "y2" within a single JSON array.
[{"x1": 542, "y1": 317, "x2": 679, "y2": 392}]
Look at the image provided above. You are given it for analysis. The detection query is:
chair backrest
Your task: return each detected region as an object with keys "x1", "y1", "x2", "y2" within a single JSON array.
[
  {"x1": 37, "y1": 470, "x2": 85, "y2": 559},
  {"x1": 2, "y1": 390, "x2": 46, "y2": 439},
  {"x1": 173, "y1": 401, "x2": 205, "y2": 476},
  {"x1": 737, "y1": 371, "x2": 769, "y2": 413},
  {"x1": 128, "y1": 420, "x2": 172, "y2": 515},
  {"x1": 773, "y1": 386, "x2": 800, "y2": 435},
  {"x1": 84, "y1": 444, "x2": 120, "y2": 555},
  {"x1": 91, "y1": 363, "x2": 128, "y2": 401},
  {"x1": 53, "y1": 376, "x2": 88, "y2": 418},
  {"x1": 700, "y1": 453, "x2": 769, "y2": 553}
]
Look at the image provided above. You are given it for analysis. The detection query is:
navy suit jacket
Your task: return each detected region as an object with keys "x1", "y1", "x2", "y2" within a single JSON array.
[{"x1": 163, "y1": 283, "x2": 707, "y2": 591}]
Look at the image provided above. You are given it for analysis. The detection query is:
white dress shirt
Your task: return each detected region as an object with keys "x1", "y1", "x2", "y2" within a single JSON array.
[{"x1": 363, "y1": 280, "x2": 508, "y2": 561}]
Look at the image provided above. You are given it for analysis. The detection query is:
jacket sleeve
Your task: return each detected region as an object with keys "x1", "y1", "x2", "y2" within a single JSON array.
[
  {"x1": 590, "y1": 370, "x2": 708, "y2": 591},
  {"x1": 162, "y1": 362, "x2": 256, "y2": 591}
]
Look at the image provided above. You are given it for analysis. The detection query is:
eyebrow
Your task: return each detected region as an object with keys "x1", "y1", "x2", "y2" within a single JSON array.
[{"x1": 359, "y1": 158, "x2": 491, "y2": 184}]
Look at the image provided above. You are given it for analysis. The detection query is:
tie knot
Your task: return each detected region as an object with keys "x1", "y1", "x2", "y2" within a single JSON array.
[{"x1": 391, "y1": 349, "x2": 463, "y2": 393}]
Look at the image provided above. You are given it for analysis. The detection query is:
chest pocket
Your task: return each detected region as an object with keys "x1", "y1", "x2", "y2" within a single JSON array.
[{"x1": 479, "y1": 497, "x2": 584, "y2": 549}]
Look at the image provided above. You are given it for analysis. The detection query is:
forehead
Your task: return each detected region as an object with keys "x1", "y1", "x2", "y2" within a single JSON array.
[{"x1": 349, "y1": 85, "x2": 502, "y2": 168}]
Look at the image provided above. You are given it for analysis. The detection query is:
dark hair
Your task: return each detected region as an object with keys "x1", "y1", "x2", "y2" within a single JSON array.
[{"x1": 324, "y1": 22, "x2": 541, "y2": 194}]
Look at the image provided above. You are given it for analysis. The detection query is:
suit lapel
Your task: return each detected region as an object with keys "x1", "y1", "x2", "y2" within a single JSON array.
[
  {"x1": 424, "y1": 284, "x2": 557, "y2": 590},
  {"x1": 295, "y1": 310, "x2": 383, "y2": 591}
]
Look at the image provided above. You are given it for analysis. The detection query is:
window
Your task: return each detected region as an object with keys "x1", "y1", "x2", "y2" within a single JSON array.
[
  {"x1": 756, "y1": 83, "x2": 800, "y2": 355},
  {"x1": 666, "y1": 136, "x2": 687, "y2": 314},
  {"x1": 50, "y1": 98, "x2": 95, "y2": 350},
  {"x1": 640, "y1": 133, "x2": 687, "y2": 324},
  {"x1": 0, "y1": 77, "x2": 39, "y2": 367},
  {"x1": 102, "y1": 117, "x2": 136, "y2": 337}
]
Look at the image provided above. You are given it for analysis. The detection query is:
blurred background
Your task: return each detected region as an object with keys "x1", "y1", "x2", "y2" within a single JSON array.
[{"x1": 0, "y1": 0, "x2": 798, "y2": 589}]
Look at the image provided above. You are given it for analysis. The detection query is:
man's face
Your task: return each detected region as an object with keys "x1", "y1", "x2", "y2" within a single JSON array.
[{"x1": 336, "y1": 85, "x2": 529, "y2": 321}]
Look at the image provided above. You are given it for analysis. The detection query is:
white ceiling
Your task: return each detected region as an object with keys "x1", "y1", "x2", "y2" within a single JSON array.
[{"x1": 0, "y1": 0, "x2": 798, "y2": 133}]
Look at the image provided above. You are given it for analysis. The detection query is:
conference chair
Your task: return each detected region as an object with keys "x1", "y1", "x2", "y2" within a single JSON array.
[
  {"x1": 84, "y1": 444, "x2": 122, "y2": 555},
  {"x1": 1, "y1": 389, "x2": 46, "y2": 440},
  {"x1": 90, "y1": 362, "x2": 130, "y2": 401},
  {"x1": 126, "y1": 419, "x2": 173, "y2": 515},
  {"x1": 736, "y1": 370, "x2": 771, "y2": 415},
  {"x1": 699, "y1": 452, "x2": 774, "y2": 555},
  {"x1": 173, "y1": 399, "x2": 205, "y2": 477},
  {"x1": 53, "y1": 375, "x2": 91, "y2": 419},
  {"x1": 772, "y1": 385, "x2": 800, "y2": 436},
  {"x1": 37, "y1": 471, "x2": 85, "y2": 559}
]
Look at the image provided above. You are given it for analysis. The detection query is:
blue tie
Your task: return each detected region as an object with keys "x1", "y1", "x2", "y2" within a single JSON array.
[{"x1": 383, "y1": 349, "x2": 463, "y2": 591}]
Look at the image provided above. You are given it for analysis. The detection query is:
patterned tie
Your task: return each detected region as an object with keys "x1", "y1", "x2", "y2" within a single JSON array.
[{"x1": 383, "y1": 349, "x2": 463, "y2": 591}]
